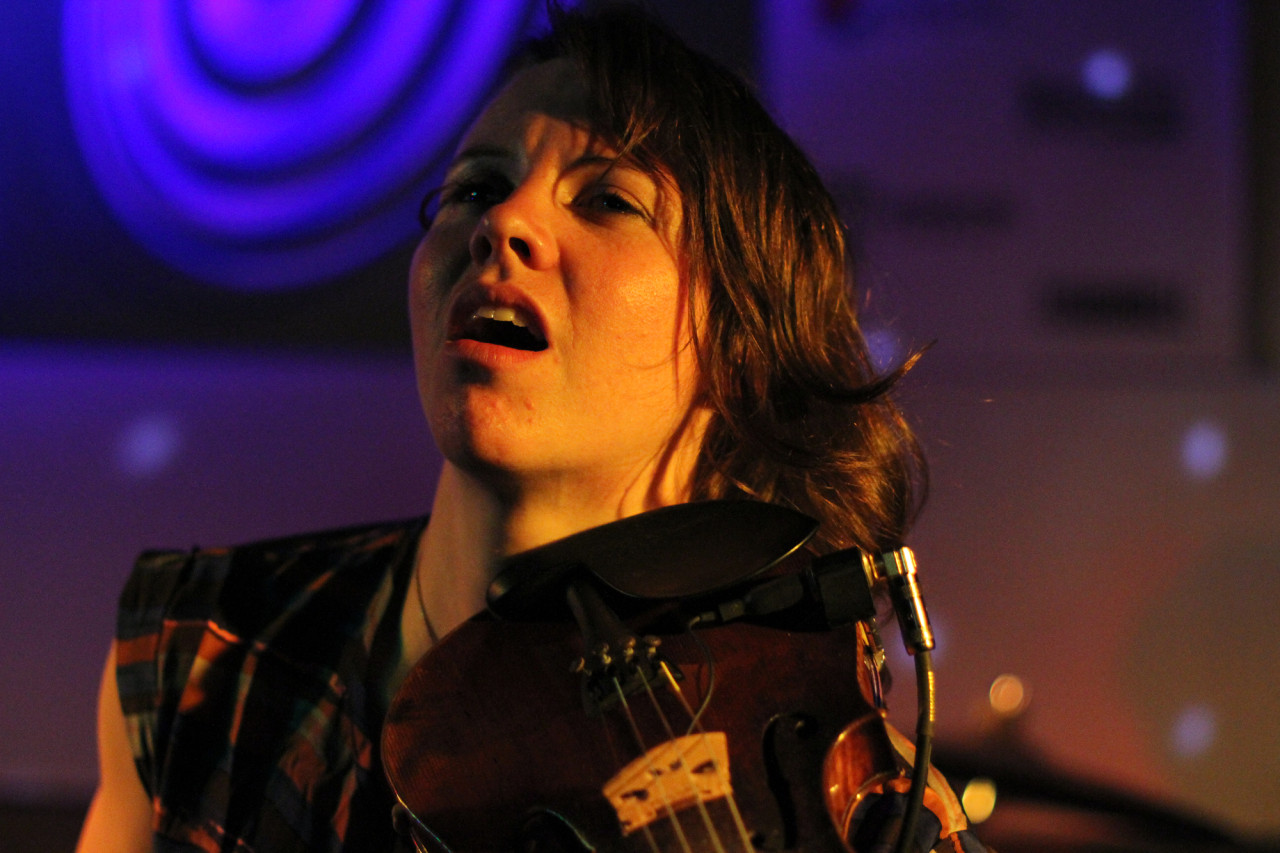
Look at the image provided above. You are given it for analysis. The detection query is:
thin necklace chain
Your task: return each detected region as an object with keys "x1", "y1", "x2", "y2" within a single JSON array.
[{"x1": 413, "y1": 565, "x2": 440, "y2": 646}]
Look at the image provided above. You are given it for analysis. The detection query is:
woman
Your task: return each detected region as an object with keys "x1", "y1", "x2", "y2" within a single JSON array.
[{"x1": 78, "y1": 6, "x2": 983, "y2": 852}]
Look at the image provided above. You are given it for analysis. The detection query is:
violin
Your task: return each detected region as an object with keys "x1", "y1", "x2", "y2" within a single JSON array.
[{"x1": 382, "y1": 501, "x2": 914, "y2": 853}]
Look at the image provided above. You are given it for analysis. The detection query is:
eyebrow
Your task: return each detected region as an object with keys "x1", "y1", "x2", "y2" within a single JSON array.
[
  {"x1": 571, "y1": 153, "x2": 623, "y2": 171},
  {"x1": 444, "y1": 145, "x2": 514, "y2": 178},
  {"x1": 567, "y1": 153, "x2": 658, "y2": 188},
  {"x1": 451, "y1": 144, "x2": 513, "y2": 165},
  {"x1": 447, "y1": 146, "x2": 642, "y2": 177}
]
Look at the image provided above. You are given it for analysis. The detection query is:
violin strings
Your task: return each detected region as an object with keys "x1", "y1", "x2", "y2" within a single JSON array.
[
  {"x1": 638, "y1": 823, "x2": 662, "y2": 853},
  {"x1": 666, "y1": 622, "x2": 756, "y2": 852},
  {"x1": 655, "y1": 660, "x2": 755, "y2": 853},
  {"x1": 636, "y1": 664, "x2": 739, "y2": 853},
  {"x1": 610, "y1": 704, "x2": 665, "y2": 853},
  {"x1": 682, "y1": 622, "x2": 718, "y2": 734},
  {"x1": 612, "y1": 676, "x2": 697, "y2": 853},
  {"x1": 607, "y1": 682, "x2": 668, "y2": 853}
]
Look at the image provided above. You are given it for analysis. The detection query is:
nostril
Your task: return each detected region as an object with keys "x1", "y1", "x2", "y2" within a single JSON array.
[{"x1": 509, "y1": 236, "x2": 531, "y2": 261}]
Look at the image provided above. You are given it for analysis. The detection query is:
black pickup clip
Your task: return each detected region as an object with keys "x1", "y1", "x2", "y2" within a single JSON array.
[{"x1": 693, "y1": 545, "x2": 935, "y2": 656}]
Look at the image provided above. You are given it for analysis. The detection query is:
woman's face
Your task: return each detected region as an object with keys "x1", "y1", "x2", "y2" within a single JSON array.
[{"x1": 410, "y1": 60, "x2": 705, "y2": 510}]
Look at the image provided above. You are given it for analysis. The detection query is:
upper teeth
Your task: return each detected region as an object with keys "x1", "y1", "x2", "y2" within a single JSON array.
[{"x1": 472, "y1": 305, "x2": 528, "y2": 327}]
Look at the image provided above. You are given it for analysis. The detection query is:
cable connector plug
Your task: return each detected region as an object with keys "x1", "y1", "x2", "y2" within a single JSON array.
[{"x1": 865, "y1": 546, "x2": 934, "y2": 655}]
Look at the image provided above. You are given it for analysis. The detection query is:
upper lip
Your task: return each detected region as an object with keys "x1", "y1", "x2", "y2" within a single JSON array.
[{"x1": 446, "y1": 284, "x2": 549, "y2": 348}]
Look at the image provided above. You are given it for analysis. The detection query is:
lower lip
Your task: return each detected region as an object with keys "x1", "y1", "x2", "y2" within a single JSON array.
[{"x1": 444, "y1": 338, "x2": 546, "y2": 369}]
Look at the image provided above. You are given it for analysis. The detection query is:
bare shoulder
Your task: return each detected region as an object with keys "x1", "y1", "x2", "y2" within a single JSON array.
[{"x1": 75, "y1": 643, "x2": 153, "y2": 853}]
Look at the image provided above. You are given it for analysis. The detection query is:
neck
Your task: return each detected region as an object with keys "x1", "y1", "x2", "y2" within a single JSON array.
[
  {"x1": 404, "y1": 410, "x2": 709, "y2": 665},
  {"x1": 413, "y1": 464, "x2": 504, "y2": 636}
]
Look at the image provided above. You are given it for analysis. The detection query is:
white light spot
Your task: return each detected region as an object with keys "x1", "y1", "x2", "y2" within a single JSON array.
[
  {"x1": 1170, "y1": 703, "x2": 1217, "y2": 759},
  {"x1": 885, "y1": 610, "x2": 947, "y2": 675},
  {"x1": 1181, "y1": 420, "x2": 1228, "y2": 480},
  {"x1": 1082, "y1": 48, "x2": 1132, "y2": 100},
  {"x1": 962, "y1": 777, "x2": 997, "y2": 823},
  {"x1": 864, "y1": 328, "x2": 904, "y2": 373},
  {"x1": 116, "y1": 414, "x2": 183, "y2": 478}
]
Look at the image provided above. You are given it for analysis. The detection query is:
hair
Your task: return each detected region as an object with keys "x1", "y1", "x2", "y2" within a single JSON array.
[{"x1": 526, "y1": 3, "x2": 926, "y2": 555}]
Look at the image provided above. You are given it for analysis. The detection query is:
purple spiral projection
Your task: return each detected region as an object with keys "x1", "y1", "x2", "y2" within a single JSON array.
[{"x1": 63, "y1": 0, "x2": 541, "y2": 290}]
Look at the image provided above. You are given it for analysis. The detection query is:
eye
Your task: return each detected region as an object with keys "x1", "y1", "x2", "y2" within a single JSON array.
[
  {"x1": 577, "y1": 185, "x2": 647, "y2": 219},
  {"x1": 434, "y1": 174, "x2": 512, "y2": 215},
  {"x1": 445, "y1": 180, "x2": 504, "y2": 206}
]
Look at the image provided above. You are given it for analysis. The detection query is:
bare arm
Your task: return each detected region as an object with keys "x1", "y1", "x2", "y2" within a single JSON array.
[{"x1": 76, "y1": 643, "x2": 154, "y2": 853}]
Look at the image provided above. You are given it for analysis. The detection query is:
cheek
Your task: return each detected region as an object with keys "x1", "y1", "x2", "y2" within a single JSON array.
[
  {"x1": 407, "y1": 236, "x2": 437, "y2": 312},
  {"x1": 623, "y1": 272, "x2": 694, "y2": 366},
  {"x1": 602, "y1": 249, "x2": 688, "y2": 337},
  {"x1": 408, "y1": 229, "x2": 469, "y2": 335},
  {"x1": 408, "y1": 233, "x2": 460, "y2": 406},
  {"x1": 586, "y1": 265, "x2": 698, "y2": 408}
]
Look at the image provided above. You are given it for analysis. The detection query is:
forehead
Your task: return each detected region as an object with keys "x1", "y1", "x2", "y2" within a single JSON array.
[{"x1": 457, "y1": 59, "x2": 594, "y2": 155}]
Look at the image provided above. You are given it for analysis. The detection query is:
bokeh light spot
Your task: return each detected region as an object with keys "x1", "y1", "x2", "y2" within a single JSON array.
[
  {"x1": 885, "y1": 610, "x2": 947, "y2": 676},
  {"x1": 864, "y1": 327, "x2": 904, "y2": 373},
  {"x1": 1082, "y1": 48, "x2": 1132, "y2": 100},
  {"x1": 1169, "y1": 703, "x2": 1217, "y2": 759},
  {"x1": 961, "y1": 777, "x2": 997, "y2": 824},
  {"x1": 988, "y1": 673, "x2": 1030, "y2": 718},
  {"x1": 116, "y1": 414, "x2": 183, "y2": 479},
  {"x1": 1181, "y1": 419, "x2": 1228, "y2": 480}
]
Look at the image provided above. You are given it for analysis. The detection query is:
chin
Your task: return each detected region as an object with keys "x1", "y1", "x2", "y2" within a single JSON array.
[{"x1": 430, "y1": 420, "x2": 539, "y2": 489}]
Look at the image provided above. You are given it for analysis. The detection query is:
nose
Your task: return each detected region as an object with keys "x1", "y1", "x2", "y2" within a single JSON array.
[{"x1": 468, "y1": 192, "x2": 558, "y2": 271}]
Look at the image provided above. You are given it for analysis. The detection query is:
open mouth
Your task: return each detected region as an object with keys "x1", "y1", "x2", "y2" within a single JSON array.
[{"x1": 452, "y1": 305, "x2": 548, "y2": 352}]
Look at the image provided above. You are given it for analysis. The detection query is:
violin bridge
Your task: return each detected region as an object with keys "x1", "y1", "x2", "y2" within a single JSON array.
[{"x1": 602, "y1": 733, "x2": 732, "y2": 834}]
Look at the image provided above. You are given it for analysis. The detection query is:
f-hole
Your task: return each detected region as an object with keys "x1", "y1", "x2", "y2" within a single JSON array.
[
  {"x1": 761, "y1": 712, "x2": 819, "y2": 850},
  {"x1": 517, "y1": 810, "x2": 594, "y2": 853}
]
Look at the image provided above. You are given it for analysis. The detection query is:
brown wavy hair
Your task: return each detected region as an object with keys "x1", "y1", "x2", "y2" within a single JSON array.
[{"x1": 528, "y1": 4, "x2": 925, "y2": 554}]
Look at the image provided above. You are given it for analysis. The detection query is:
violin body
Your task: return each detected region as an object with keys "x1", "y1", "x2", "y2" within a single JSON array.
[{"x1": 383, "y1": 610, "x2": 903, "y2": 853}]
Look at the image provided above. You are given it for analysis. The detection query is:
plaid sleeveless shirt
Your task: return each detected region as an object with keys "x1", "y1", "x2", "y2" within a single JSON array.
[{"x1": 115, "y1": 517, "x2": 427, "y2": 852}]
